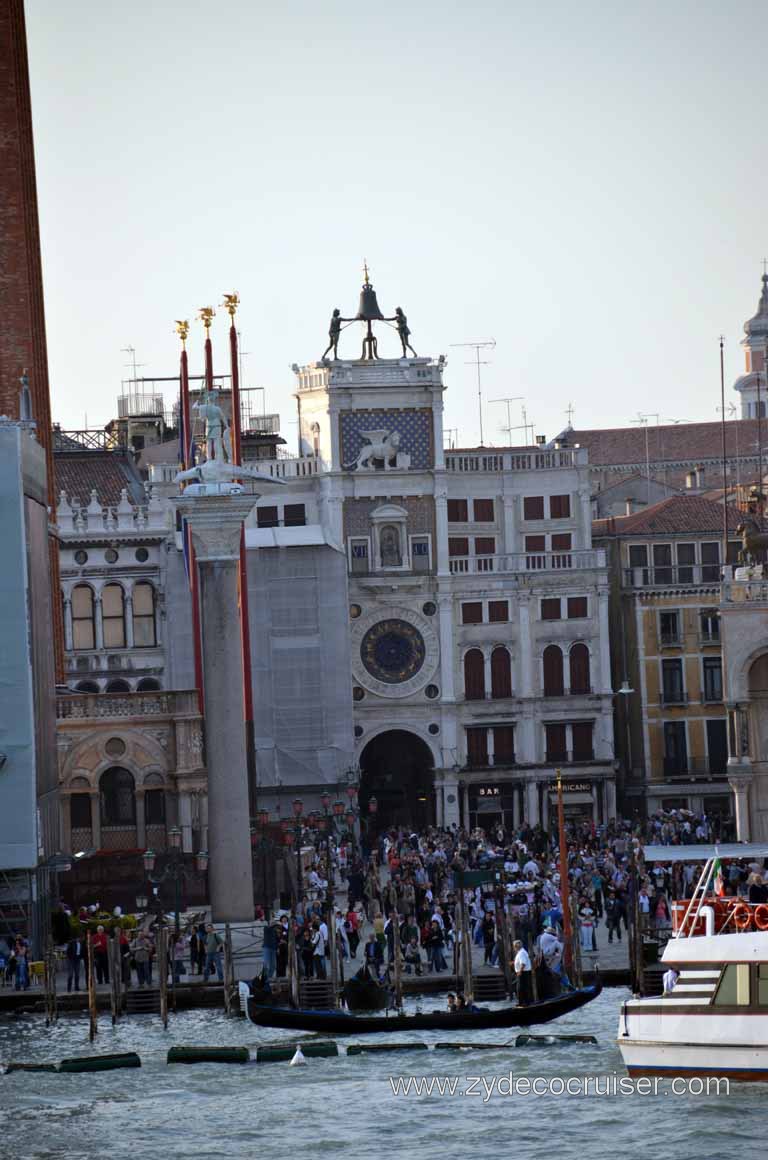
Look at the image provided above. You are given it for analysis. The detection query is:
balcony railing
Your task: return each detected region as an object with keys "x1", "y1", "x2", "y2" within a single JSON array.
[
  {"x1": 445, "y1": 448, "x2": 587, "y2": 472},
  {"x1": 450, "y1": 548, "x2": 605, "y2": 576},
  {"x1": 659, "y1": 632, "x2": 682, "y2": 647},
  {"x1": 57, "y1": 690, "x2": 199, "y2": 720},
  {"x1": 699, "y1": 631, "x2": 721, "y2": 646},
  {"x1": 662, "y1": 756, "x2": 728, "y2": 779},
  {"x1": 659, "y1": 690, "x2": 688, "y2": 706},
  {"x1": 625, "y1": 565, "x2": 722, "y2": 588}
]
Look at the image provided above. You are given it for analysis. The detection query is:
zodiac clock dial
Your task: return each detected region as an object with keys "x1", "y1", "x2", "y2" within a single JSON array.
[{"x1": 360, "y1": 618, "x2": 426, "y2": 685}]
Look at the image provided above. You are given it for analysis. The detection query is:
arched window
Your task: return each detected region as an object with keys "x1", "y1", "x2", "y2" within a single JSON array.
[
  {"x1": 543, "y1": 645, "x2": 564, "y2": 697},
  {"x1": 69, "y1": 793, "x2": 91, "y2": 831},
  {"x1": 99, "y1": 767, "x2": 136, "y2": 826},
  {"x1": 71, "y1": 585, "x2": 96, "y2": 650},
  {"x1": 136, "y1": 677, "x2": 162, "y2": 692},
  {"x1": 464, "y1": 649, "x2": 486, "y2": 700},
  {"x1": 132, "y1": 582, "x2": 156, "y2": 647},
  {"x1": 145, "y1": 788, "x2": 166, "y2": 825},
  {"x1": 106, "y1": 678, "x2": 131, "y2": 693},
  {"x1": 490, "y1": 646, "x2": 512, "y2": 699},
  {"x1": 569, "y1": 643, "x2": 591, "y2": 694},
  {"x1": 101, "y1": 584, "x2": 126, "y2": 648},
  {"x1": 75, "y1": 680, "x2": 99, "y2": 694}
]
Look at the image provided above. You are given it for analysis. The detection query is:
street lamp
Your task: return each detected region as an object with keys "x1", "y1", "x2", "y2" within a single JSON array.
[
  {"x1": 136, "y1": 892, "x2": 148, "y2": 911},
  {"x1": 289, "y1": 800, "x2": 303, "y2": 907}
]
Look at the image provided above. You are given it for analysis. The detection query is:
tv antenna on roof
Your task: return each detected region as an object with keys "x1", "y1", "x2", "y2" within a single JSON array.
[{"x1": 450, "y1": 339, "x2": 496, "y2": 446}]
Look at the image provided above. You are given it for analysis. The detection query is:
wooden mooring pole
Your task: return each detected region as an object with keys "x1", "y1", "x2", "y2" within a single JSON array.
[
  {"x1": 44, "y1": 939, "x2": 57, "y2": 1027},
  {"x1": 223, "y1": 924, "x2": 234, "y2": 1015},
  {"x1": 86, "y1": 932, "x2": 98, "y2": 1042},
  {"x1": 158, "y1": 926, "x2": 168, "y2": 1029}
]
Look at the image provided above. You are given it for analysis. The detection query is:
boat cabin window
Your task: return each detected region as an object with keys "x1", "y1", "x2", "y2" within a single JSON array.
[
  {"x1": 758, "y1": 965, "x2": 768, "y2": 1006},
  {"x1": 713, "y1": 963, "x2": 750, "y2": 1006}
]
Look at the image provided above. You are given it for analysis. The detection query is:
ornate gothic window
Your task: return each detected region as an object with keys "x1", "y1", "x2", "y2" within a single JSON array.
[
  {"x1": 72, "y1": 584, "x2": 96, "y2": 650},
  {"x1": 490, "y1": 646, "x2": 512, "y2": 699},
  {"x1": 543, "y1": 645, "x2": 564, "y2": 697},
  {"x1": 99, "y1": 767, "x2": 136, "y2": 826},
  {"x1": 464, "y1": 648, "x2": 486, "y2": 700},
  {"x1": 133, "y1": 582, "x2": 156, "y2": 647},
  {"x1": 102, "y1": 584, "x2": 126, "y2": 648}
]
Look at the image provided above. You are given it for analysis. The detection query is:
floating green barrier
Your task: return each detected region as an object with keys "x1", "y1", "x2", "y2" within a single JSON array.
[
  {"x1": 346, "y1": 1042, "x2": 429, "y2": 1055},
  {"x1": 59, "y1": 1052, "x2": 141, "y2": 1073},
  {"x1": 434, "y1": 1042, "x2": 512, "y2": 1051},
  {"x1": 515, "y1": 1034, "x2": 597, "y2": 1046},
  {"x1": 167, "y1": 1046, "x2": 249, "y2": 1065},
  {"x1": 5, "y1": 1062, "x2": 59, "y2": 1073},
  {"x1": 256, "y1": 1040, "x2": 338, "y2": 1062}
]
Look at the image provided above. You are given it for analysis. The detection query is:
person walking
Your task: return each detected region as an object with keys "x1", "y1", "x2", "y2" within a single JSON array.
[
  {"x1": 203, "y1": 924, "x2": 224, "y2": 983},
  {"x1": 261, "y1": 920, "x2": 278, "y2": 980},
  {"x1": 92, "y1": 925, "x2": 109, "y2": 985},
  {"x1": 512, "y1": 939, "x2": 533, "y2": 1006},
  {"x1": 311, "y1": 921, "x2": 326, "y2": 980},
  {"x1": 65, "y1": 936, "x2": 83, "y2": 992},
  {"x1": 131, "y1": 931, "x2": 151, "y2": 987},
  {"x1": 482, "y1": 912, "x2": 496, "y2": 965}
]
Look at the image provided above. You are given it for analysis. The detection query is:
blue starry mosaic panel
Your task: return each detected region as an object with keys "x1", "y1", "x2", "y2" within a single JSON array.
[{"x1": 340, "y1": 408, "x2": 433, "y2": 470}]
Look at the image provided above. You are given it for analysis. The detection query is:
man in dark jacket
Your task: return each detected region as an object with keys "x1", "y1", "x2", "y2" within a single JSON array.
[{"x1": 66, "y1": 937, "x2": 84, "y2": 991}]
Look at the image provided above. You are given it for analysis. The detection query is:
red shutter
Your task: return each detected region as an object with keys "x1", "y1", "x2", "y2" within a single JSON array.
[
  {"x1": 569, "y1": 643, "x2": 591, "y2": 694},
  {"x1": 550, "y1": 494, "x2": 571, "y2": 519},
  {"x1": 572, "y1": 722, "x2": 594, "y2": 761},
  {"x1": 466, "y1": 727, "x2": 488, "y2": 767},
  {"x1": 545, "y1": 723, "x2": 567, "y2": 762},
  {"x1": 449, "y1": 537, "x2": 469, "y2": 557},
  {"x1": 523, "y1": 496, "x2": 544, "y2": 520},
  {"x1": 490, "y1": 646, "x2": 512, "y2": 699},
  {"x1": 463, "y1": 649, "x2": 486, "y2": 700},
  {"x1": 493, "y1": 726, "x2": 515, "y2": 764},
  {"x1": 543, "y1": 645, "x2": 564, "y2": 696}
]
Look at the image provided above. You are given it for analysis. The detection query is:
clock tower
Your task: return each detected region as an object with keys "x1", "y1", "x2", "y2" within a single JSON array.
[{"x1": 293, "y1": 271, "x2": 454, "y2": 829}]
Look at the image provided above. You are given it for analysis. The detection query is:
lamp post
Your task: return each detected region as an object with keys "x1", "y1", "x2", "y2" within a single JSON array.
[
  {"x1": 252, "y1": 809, "x2": 275, "y2": 919},
  {"x1": 142, "y1": 838, "x2": 209, "y2": 933}
]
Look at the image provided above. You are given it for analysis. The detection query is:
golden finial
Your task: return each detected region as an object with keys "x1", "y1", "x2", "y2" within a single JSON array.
[
  {"x1": 221, "y1": 292, "x2": 240, "y2": 320},
  {"x1": 175, "y1": 319, "x2": 189, "y2": 346},
  {"x1": 363, "y1": 259, "x2": 370, "y2": 286},
  {"x1": 197, "y1": 306, "x2": 216, "y2": 332}
]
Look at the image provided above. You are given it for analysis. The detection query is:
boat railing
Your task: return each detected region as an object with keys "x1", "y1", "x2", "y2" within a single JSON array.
[{"x1": 672, "y1": 894, "x2": 768, "y2": 937}]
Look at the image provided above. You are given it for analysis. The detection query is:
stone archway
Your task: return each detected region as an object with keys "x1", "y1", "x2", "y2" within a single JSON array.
[{"x1": 359, "y1": 730, "x2": 435, "y2": 832}]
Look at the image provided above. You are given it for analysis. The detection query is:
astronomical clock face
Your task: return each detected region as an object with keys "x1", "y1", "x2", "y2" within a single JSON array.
[
  {"x1": 351, "y1": 606, "x2": 439, "y2": 699},
  {"x1": 361, "y1": 619, "x2": 426, "y2": 684}
]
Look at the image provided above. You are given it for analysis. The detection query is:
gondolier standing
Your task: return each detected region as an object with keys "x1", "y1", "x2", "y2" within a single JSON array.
[{"x1": 513, "y1": 939, "x2": 533, "y2": 1006}]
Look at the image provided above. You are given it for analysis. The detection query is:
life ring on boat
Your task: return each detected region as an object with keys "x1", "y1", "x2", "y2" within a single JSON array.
[
  {"x1": 754, "y1": 905, "x2": 768, "y2": 931},
  {"x1": 731, "y1": 903, "x2": 752, "y2": 930}
]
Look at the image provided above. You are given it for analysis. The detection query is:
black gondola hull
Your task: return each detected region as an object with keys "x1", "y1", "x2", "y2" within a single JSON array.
[{"x1": 247, "y1": 983, "x2": 601, "y2": 1034}]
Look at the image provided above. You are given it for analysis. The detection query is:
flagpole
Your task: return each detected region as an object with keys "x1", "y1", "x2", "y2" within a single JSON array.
[
  {"x1": 557, "y1": 769, "x2": 574, "y2": 979},
  {"x1": 176, "y1": 320, "x2": 204, "y2": 713},
  {"x1": 223, "y1": 292, "x2": 257, "y2": 819}
]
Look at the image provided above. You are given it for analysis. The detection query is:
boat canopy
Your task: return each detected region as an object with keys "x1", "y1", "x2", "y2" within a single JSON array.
[{"x1": 642, "y1": 843, "x2": 768, "y2": 863}]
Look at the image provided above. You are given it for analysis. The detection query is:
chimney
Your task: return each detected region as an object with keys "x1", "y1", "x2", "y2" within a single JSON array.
[{"x1": 625, "y1": 499, "x2": 634, "y2": 516}]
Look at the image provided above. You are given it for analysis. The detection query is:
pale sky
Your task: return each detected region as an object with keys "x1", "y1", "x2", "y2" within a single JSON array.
[{"x1": 27, "y1": 0, "x2": 767, "y2": 447}]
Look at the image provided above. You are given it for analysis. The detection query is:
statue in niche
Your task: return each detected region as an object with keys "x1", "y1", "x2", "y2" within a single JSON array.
[{"x1": 380, "y1": 524, "x2": 402, "y2": 567}]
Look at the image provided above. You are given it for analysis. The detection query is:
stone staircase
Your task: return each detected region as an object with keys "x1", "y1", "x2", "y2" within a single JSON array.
[
  {"x1": 299, "y1": 978, "x2": 336, "y2": 1009},
  {"x1": 472, "y1": 972, "x2": 508, "y2": 1001},
  {"x1": 125, "y1": 987, "x2": 161, "y2": 1014}
]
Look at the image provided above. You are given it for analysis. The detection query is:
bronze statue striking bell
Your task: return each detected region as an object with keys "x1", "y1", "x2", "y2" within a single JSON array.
[{"x1": 356, "y1": 282, "x2": 385, "y2": 321}]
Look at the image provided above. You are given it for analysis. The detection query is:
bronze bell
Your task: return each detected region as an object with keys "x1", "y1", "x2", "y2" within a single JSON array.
[{"x1": 356, "y1": 281, "x2": 385, "y2": 321}]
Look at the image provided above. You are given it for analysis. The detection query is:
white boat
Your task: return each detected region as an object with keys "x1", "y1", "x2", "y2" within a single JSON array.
[{"x1": 618, "y1": 843, "x2": 768, "y2": 1081}]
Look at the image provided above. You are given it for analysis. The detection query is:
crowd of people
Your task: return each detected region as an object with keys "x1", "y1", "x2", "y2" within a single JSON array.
[{"x1": 7, "y1": 805, "x2": 749, "y2": 1002}]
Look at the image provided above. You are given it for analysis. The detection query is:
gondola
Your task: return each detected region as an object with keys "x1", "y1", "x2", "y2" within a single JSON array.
[
  {"x1": 342, "y1": 967, "x2": 389, "y2": 1012},
  {"x1": 247, "y1": 981, "x2": 601, "y2": 1034}
]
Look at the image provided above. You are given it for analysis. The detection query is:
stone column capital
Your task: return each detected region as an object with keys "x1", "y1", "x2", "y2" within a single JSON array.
[{"x1": 174, "y1": 494, "x2": 258, "y2": 561}]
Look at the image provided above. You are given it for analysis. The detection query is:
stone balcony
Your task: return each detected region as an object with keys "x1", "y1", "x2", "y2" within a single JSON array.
[
  {"x1": 449, "y1": 547, "x2": 606, "y2": 575},
  {"x1": 56, "y1": 689, "x2": 199, "y2": 721}
]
